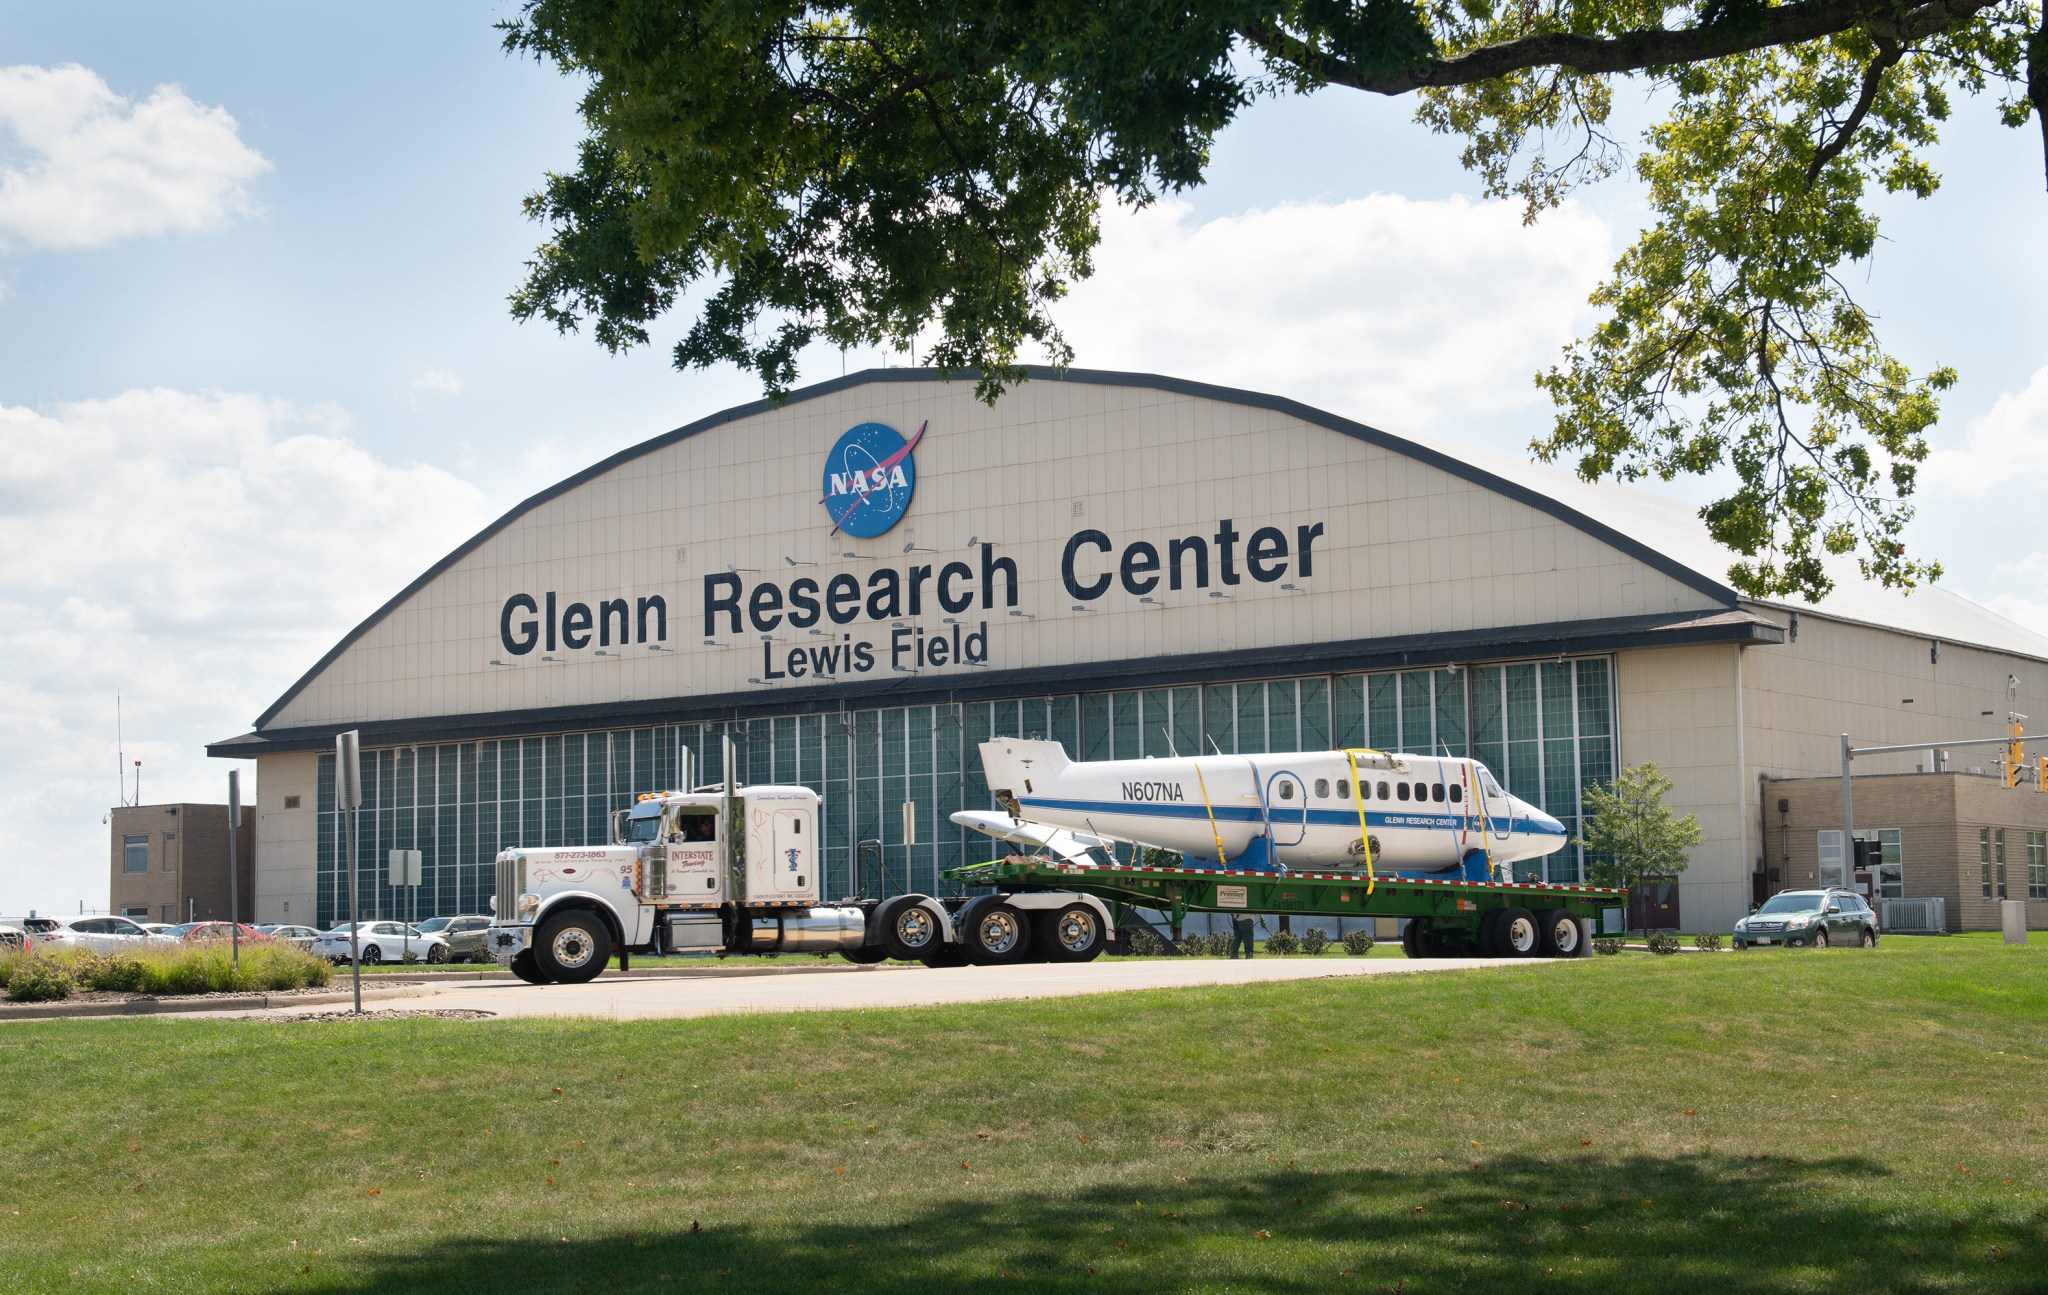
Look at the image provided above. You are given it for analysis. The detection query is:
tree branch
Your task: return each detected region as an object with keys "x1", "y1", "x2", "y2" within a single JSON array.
[
  {"x1": 1806, "y1": 38, "x2": 1904, "y2": 181},
  {"x1": 1243, "y1": 0, "x2": 2001, "y2": 96}
]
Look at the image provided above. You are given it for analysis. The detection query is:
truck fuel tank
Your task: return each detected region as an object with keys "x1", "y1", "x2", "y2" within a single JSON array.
[{"x1": 746, "y1": 906, "x2": 866, "y2": 954}]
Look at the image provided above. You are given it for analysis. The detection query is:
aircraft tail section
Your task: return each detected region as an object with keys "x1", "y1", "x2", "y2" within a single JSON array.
[{"x1": 978, "y1": 738, "x2": 1070, "y2": 810}]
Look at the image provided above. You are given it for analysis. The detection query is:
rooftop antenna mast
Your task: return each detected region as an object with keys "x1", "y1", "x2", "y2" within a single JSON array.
[{"x1": 117, "y1": 694, "x2": 126, "y2": 807}]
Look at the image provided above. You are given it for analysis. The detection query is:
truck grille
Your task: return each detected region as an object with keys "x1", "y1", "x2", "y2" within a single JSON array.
[{"x1": 496, "y1": 853, "x2": 523, "y2": 922}]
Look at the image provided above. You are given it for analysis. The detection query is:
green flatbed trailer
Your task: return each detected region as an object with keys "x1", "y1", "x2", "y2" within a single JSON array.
[{"x1": 942, "y1": 858, "x2": 1630, "y2": 959}]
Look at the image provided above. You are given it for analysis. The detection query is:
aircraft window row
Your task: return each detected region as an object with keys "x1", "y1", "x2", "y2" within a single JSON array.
[{"x1": 1308, "y1": 778, "x2": 1464, "y2": 804}]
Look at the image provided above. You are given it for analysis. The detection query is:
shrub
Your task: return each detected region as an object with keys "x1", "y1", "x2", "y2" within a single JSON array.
[
  {"x1": 1646, "y1": 931, "x2": 1682, "y2": 956},
  {"x1": 1692, "y1": 931, "x2": 1724, "y2": 952},
  {"x1": 1342, "y1": 930, "x2": 1376, "y2": 956},
  {"x1": 1263, "y1": 928, "x2": 1301, "y2": 956},
  {"x1": 6, "y1": 959, "x2": 73, "y2": 1002},
  {"x1": 1593, "y1": 937, "x2": 1624, "y2": 956},
  {"x1": 1205, "y1": 931, "x2": 1232, "y2": 956},
  {"x1": 1118, "y1": 924, "x2": 1164, "y2": 956},
  {"x1": 77, "y1": 952, "x2": 148, "y2": 993},
  {"x1": 0, "y1": 948, "x2": 18, "y2": 988},
  {"x1": 1299, "y1": 927, "x2": 1331, "y2": 956}
]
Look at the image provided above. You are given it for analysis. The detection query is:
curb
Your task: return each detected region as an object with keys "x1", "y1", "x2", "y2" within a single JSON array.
[{"x1": 0, "y1": 983, "x2": 428, "y2": 1022}]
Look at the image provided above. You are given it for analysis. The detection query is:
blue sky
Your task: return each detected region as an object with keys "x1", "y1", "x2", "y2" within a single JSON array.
[{"x1": 2, "y1": 2, "x2": 2044, "y2": 913}]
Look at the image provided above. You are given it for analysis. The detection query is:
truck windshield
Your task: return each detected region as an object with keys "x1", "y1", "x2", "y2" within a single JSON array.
[{"x1": 621, "y1": 814, "x2": 661, "y2": 843}]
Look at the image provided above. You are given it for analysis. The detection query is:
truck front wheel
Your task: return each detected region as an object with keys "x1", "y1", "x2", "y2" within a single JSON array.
[
  {"x1": 841, "y1": 943, "x2": 890, "y2": 964},
  {"x1": 535, "y1": 910, "x2": 612, "y2": 984}
]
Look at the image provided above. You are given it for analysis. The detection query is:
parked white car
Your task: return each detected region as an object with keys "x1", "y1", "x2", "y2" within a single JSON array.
[
  {"x1": 258, "y1": 924, "x2": 322, "y2": 950},
  {"x1": 16, "y1": 915, "x2": 179, "y2": 954},
  {"x1": 311, "y1": 922, "x2": 450, "y2": 965},
  {"x1": 0, "y1": 922, "x2": 25, "y2": 952}
]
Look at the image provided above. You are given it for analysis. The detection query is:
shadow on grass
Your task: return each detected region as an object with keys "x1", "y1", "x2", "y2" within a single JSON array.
[{"x1": 305, "y1": 1153, "x2": 2043, "y2": 1294}]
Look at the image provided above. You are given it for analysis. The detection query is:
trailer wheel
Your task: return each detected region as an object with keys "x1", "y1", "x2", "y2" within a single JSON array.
[
  {"x1": 509, "y1": 950, "x2": 548, "y2": 984},
  {"x1": 1400, "y1": 919, "x2": 1424, "y2": 959},
  {"x1": 535, "y1": 909, "x2": 612, "y2": 984},
  {"x1": 1489, "y1": 907, "x2": 1540, "y2": 957},
  {"x1": 877, "y1": 896, "x2": 943, "y2": 961},
  {"x1": 1537, "y1": 910, "x2": 1585, "y2": 958},
  {"x1": 841, "y1": 943, "x2": 890, "y2": 964},
  {"x1": 964, "y1": 902, "x2": 1032, "y2": 966},
  {"x1": 1034, "y1": 904, "x2": 1107, "y2": 962}
]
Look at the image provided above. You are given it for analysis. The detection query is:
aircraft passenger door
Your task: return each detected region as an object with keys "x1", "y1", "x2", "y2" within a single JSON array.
[
  {"x1": 1481, "y1": 769, "x2": 1515, "y2": 846},
  {"x1": 1265, "y1": 770, "x2": 1308, "y2": 846}
]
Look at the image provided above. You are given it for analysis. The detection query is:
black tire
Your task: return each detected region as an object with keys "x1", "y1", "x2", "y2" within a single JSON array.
[
  {"x1": 1813, "y1": 927, "x2": 1830, "y2": 949},
  {"x1": 1488, "y1": 907, "x2": 1540, "y2": 957},
  {"x1": 1537, "y1": 909, "x2": 1586, "y2": 959},
  {"x1": 1475, "y1": 910, "x2": 1503, "y2": 956},
  {"x1": 509, "y1": 950, "x2": 548, "y2": 984},
  {"x1": 1400, "y1": 919, "x2": 1424, "y2": 959},
  {"x1": 919, "y1": 945, "x2": 972, "y2": 969},
  {"x1": 877, "y1": 895, "x2": 944, "y2": 961},
  {"x1": 964, "y1": 901, "x2": 1032, "y2": 966},
  {"x1": 1034, "y1": 904, "x2": 1108, "y2": 963},
  {"x1": 1860, "y1": 927, "x2": 1877, "y2": 948},
  {"x1": 841, "y1": 943, "x2": 890, "y2": 964},
  {"x1": 534, "y1": 909, "x2": 612, "y2": 984},
  {"x1": 426, "y1": 944, "x2": 447, "y2": 964},
  {"x1": 361, "y1": 944, "x2": 382, "y2": 965}
]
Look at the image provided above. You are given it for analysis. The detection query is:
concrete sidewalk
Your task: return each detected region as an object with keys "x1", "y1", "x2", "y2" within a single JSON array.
[{"x1": 231, "y1": 953, "x2": 1561, "y2": 1022}]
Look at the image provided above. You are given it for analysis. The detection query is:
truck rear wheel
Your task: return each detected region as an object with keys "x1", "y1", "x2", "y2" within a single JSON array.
[
  {"x1": 509, "y1": 950, "x2": 548, "y2": 984},
  {"x1": 877, "y1": 896, "x2": 943, "y2": 961},
  {"x1": 1489, "y1": 907, "x2": 1540, "y2": 956},
  {"x1": 535, "y1": 909, "x2": 612, "y2": 984},
  {"x1": 965, "y1": 901, "x2": 1031, "y2": 966},
  {"x1": 920, "y1": 945, "x2": 971, "y2": 968},
  {"x1": 1538, "y1": 910, "x2": 1586, "y2": 958},
  {"x1": 1034, "y1": 904, "x2": 1106, "y2": 963}
]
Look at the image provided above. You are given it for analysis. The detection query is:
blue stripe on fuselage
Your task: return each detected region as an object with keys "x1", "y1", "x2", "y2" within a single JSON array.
[{"x1": 1016, "y1": 796, "x2": 1564, "y2": 837}]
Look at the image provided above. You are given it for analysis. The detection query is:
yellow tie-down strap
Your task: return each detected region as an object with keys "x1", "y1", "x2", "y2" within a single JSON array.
[
  {"x1": 1193, "y1": 761, "x2": 1229, "y2": 865},
  {"x1": 1465, "y1": 759, "x2": 1495, "y2": 881},
  {"x1": 1342, "y1": 748, "x2": 1380, "y2": 895}
]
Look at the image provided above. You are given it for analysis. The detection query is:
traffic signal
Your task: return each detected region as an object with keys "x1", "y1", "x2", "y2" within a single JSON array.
[
  {"x1": 2006, "y1": 720, "x2": 2026, "y2": 789},
  {"x1": 2037, "y1": 755, "x2": 2046, "y2": 793}
]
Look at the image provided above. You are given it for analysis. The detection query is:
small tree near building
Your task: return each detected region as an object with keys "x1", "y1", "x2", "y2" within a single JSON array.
[{"x1": 1576, "y1": 763, "x2": 1705, "y2": 930}]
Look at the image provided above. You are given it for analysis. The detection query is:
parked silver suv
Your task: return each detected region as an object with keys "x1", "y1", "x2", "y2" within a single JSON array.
[{"x1": 415, "y1": 915, "x2": 494, "y2": 962}]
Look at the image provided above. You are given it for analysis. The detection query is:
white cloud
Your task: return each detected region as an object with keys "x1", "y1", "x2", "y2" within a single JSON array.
[
  {"x1": 412, "y1": 368, "x2": 462, "y2": 395},
  {"x1": 1922, "y1": 364, "x2": 2048, "y2": 499},
  {"x1": 1047, "y1": 194, "x2": 1612, "y2": 432},
  {"x1": 0, "y1": 63, "x2": 271, "y2": 251},
  {"x1": 0, "y1": 389, "x2": 493, "y2": 914}
]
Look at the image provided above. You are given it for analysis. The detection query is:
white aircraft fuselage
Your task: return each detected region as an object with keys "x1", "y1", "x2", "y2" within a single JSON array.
[{"x1": 976, "y1": 738, "x2": 1567, "y2": 880}]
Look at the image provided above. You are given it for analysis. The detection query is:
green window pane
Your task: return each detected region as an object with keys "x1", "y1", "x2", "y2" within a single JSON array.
[
  {"x1": 1236, "y1": 684, "x2": 1265, "y2": 753},
  {"x1": 1172, "y1": 687, "x2": 1204, "y2": 758},
  {"x1": 1205, "y1": 684, "x2": 1235, "y2": 753},
  {"x1": 1433, "y1": 669, "x2": 1466, "y2": 755},
  {"x1": 1576, "y1": 658, "x2": 1613, "y2": 737},
  {"x1": 1368, "y1": 674, "x2": 1400, "y2": 749},
  {"x1": 1266, "y1": 680, "x2": 1299, "y2": 752},
  {"x1": 1504, "y1": 665, "x2": 1538, "y2": 745},
  {"x1": 1400, "y1": 671, "x2": 1433, "y2": 751},
  {"x1": 1300, "y1": 677, "x2": 1330, "y2": 750},
  {"x1": 1080, "y1": 693, "x2": 1111, "y2": 761},
  {"x1": 1333, "y1": 674, "x2": 1365, "y2": 747}
]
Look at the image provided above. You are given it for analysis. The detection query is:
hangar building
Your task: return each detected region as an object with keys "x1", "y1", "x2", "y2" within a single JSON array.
[{"x1": 208, "y1": 369, "x2": 2048, "y2": 935}]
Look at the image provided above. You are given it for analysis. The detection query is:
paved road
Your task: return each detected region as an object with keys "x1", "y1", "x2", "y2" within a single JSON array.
[{"x1": 241, "y1": 955, "x2": 1557, "y2": 1022}]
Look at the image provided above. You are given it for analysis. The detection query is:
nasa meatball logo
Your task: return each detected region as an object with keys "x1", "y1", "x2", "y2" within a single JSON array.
[{"x1": 820, "y1": 420, "x2": 924, "y2": 538}]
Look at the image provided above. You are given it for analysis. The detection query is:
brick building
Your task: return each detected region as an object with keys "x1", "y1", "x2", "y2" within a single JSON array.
[
  {"x1": 109, "y1": 804, "x2": 255, "y2": 925},
  {"x1": 1762, "y1": 772, "x2": 2048, "y2": 933}
]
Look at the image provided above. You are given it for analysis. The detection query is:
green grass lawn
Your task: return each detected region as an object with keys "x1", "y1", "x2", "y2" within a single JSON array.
[{"x1": 3, "y1": 938, "x2": 2043, "y2": 1293}]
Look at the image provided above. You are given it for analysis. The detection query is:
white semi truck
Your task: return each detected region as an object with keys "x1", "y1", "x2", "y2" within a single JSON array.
[{"x1": 484, "y1": 773, "x2": 1119, "y2": 983}]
